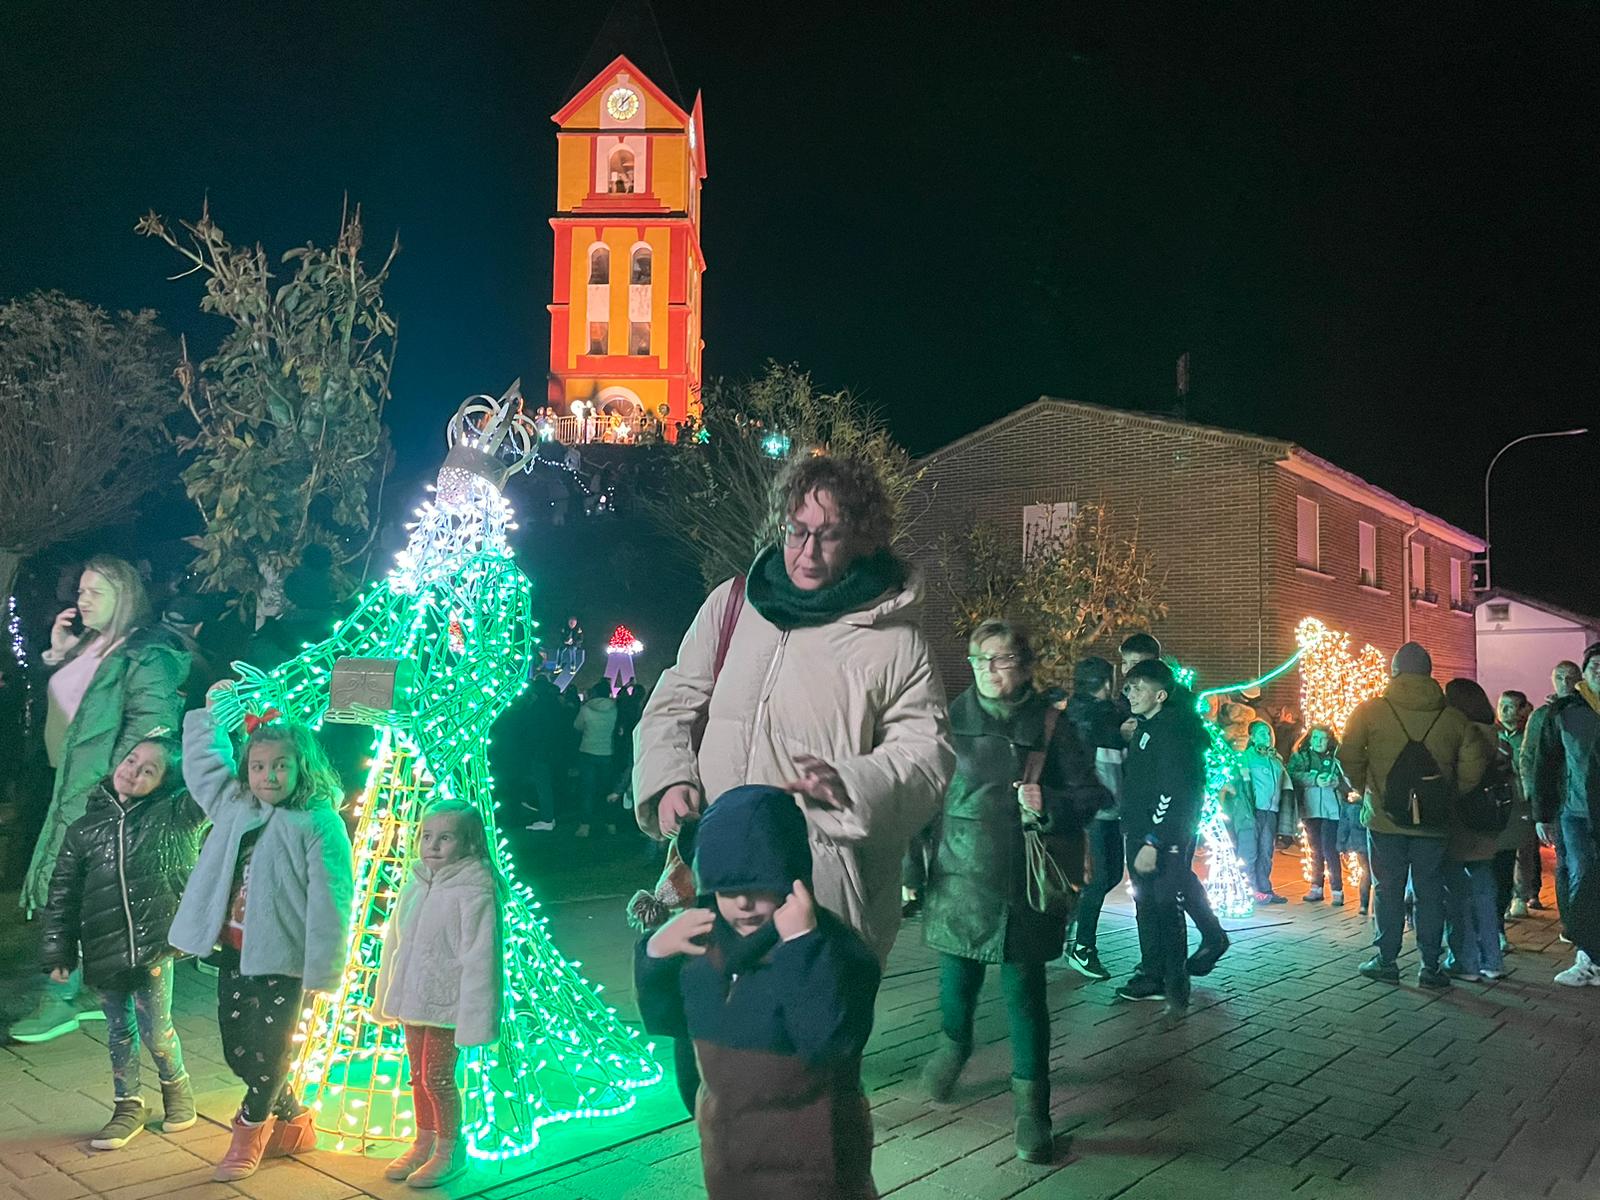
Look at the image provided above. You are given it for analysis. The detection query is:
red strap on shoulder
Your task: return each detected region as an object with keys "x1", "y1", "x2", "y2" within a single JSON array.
[{"x1": 711, "y1": 575, "x2": 746, "y2": 684}]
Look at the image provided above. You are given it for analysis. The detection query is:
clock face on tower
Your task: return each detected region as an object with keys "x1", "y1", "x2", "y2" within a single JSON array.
[{"x1": 606, "y1": 86, "x2": 639, "y2": 121}]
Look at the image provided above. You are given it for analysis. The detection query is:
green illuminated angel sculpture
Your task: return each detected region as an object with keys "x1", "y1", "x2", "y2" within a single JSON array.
[{"x1": 210, "y1": 386, "x2": 661, "y2": 1160}]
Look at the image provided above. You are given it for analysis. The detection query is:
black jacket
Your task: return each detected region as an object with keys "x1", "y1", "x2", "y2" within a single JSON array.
[
  {"x1": 922, "y1": 688, "x2": 1103, "y2": 964},
  {"x1": 1530, "y1": 692, "x2": 1600, "y2": 824},
  {"x1": 1120, "y1": 704, "x2": 1208, "y2": 852},
  {"x1": 636, "y1": 911, "x2": 880, "y2": 1200},
  {"x1": 41, "y1": 780, "x2": 207, "y2": 988}
]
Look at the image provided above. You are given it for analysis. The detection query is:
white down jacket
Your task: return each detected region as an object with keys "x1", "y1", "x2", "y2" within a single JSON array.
[
  {"x1": 634, "y1": 571, "x2": 954, "y2": 964},
  {"x1": 373, "y1": 857, "x2": 502, "y2": 1047}
]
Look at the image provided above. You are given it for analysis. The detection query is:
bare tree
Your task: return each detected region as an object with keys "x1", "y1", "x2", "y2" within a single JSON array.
[
  {"x1": 0, "y1": 291, "x2": 178, "y2": 601},
  {"x1": 137, "y1": 201, "x2": 396, "y2": 617},
  {"x1": 941, "y1": 504, "x2": 1167, "y2": 687},
  {"x1": 642, "y1": 362, "x2": 924, "y2": 589}
]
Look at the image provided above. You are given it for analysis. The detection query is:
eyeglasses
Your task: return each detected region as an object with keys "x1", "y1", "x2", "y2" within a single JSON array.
[
  {"x1": 783, "y1": 522, "x2": 847, "y2": 551},
  {"x1": 968, "y1": 654, "x2": 1023, "y2": 670}
]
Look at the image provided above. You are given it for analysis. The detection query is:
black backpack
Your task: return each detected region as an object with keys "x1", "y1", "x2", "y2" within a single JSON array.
[
  {"x1": 1458, "y1": 752, "x2": 1515, "y2": 834},
  {"x1": 1382, "y1": 701, "x2": 1452, "y2": 830}
]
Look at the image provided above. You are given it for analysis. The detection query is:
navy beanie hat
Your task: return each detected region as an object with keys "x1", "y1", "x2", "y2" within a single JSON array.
[{"x1": 680, "y1": 785, "x2": 813, "y2": 898}]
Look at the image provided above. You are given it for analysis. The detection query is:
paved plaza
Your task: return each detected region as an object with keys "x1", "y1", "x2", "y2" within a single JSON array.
[{"x1": 3, "y1": 844, "x2": 1598, "y2": 1200}]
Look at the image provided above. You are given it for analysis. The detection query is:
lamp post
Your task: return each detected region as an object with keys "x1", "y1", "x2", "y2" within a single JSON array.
[{"x1": 1482, "y1": 427, "x2": 1588, "y2": 590}]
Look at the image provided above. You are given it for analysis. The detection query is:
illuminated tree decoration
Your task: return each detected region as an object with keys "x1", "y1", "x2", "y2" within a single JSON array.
[
  {"x1": 1292, "y1": 616, "x2": 1387, "y2": 893},
  {"x1": 1171, "y1": 661, "x2": 1257, "y2": 918},
  {"x1": 211, "y1": 385, "x2": 661, "y2": 1161},
  {"x1": 604, "y1": 625, "x2": 644, "y2": 689}
]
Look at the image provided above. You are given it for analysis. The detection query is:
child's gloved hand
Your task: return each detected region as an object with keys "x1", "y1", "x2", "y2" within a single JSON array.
[
  {"x1": 647, "y1": 906, "x2": 715, "y2": 959},
  {"x1": 774, "y1": 879, "x2": 817, "y2": 942},
  {"x1": 49, "y1": 967, "x2": 70, "y2": 983}
]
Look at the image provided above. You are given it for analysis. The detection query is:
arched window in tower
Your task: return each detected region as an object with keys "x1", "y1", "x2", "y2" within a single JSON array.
[
  {"x1": 630, "y1": 246, "x2": 652, "y2": 285},
  {"x1": 588, "y1": 244, "x2": 610, "y2": 285},
  {"x1": 607, "y1": 147, "x2": 635, "y2": 194}
]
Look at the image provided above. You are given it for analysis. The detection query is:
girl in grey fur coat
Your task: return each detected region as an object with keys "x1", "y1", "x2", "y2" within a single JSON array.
[{"x1": 169, "y1": 685, "x2": 354, "y2": 1183}]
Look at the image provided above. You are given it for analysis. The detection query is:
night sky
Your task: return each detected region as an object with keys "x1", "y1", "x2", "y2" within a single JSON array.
[{"x1": 3, "y1": 2, "x2": 1596, "y2": 613}]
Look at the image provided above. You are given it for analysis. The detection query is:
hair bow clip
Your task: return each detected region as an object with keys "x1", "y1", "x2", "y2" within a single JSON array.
[{"x1": 244, "y1": 708, "x2": 283, "y2": 734}]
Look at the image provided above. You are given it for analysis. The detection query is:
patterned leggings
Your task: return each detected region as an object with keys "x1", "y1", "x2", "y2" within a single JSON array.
[
  {"x1": 217, "y1": 962, "x2": 307, "y2": 1123},
  {"x1": 101, "y1": 960, "x2": 186, "y2": 1099},
  {"x1": 404, "y1": 1024, "x2": 461, "y2": 1139}
]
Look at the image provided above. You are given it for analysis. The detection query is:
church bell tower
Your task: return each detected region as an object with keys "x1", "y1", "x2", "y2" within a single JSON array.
[{"x1": 547, "y1": 1, "x2": 706, "y2": 441}]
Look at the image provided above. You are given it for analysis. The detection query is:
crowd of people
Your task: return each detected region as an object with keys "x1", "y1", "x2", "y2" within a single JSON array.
[{"x1": 5, "y1": 451, "x2": 1598, "y2": 1200}]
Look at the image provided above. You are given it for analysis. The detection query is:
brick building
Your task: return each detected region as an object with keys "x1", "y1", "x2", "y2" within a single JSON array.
[{"x1": 909, "y1": 398, "x2": 1483, "y2": 704}]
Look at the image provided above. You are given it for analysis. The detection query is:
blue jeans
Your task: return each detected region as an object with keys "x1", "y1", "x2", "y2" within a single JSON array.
[
  {"x1": 101, "y1": 960, "x2": 186, "y2": 1099},
  {"x1": 1445, "y1": 859, "x2": 1503, "y2": 975},
  {"x1": 1368, "y1": 831, "x2": 1447, "y2": 969},
  {"x1": 1253, "y1": 815, "x2": 1280, "y2": 895},
  {"x1": 1560, "y1": 811, "x2": 1596, "y2": 899},
  {"x1": 1304, "y1": 817, "x2": 1343, "y2": 892}
]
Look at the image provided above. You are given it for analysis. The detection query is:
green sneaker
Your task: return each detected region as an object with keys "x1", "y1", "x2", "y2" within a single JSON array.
[
  {"x1": 91, "y1": 1099, "x2": 151, "y2": 1150},
  {"x1": 8, "y1": 997, "x2": 84, "y2": 1043}
]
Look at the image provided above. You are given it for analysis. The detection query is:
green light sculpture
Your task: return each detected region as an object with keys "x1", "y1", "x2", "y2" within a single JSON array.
[{"x1": 210, "y1": 385, "x2": 661, "y2": 1161}]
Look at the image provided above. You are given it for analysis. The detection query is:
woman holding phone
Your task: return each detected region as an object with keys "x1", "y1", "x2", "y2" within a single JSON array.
[{"x1": 11, "y1": 556, "x2": 189, "y2": 1044}]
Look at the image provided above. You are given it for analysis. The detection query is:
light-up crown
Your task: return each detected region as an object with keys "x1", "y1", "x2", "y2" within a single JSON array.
[{"x1": 438, "y1": 380, "x2": 539, "y2": 500}]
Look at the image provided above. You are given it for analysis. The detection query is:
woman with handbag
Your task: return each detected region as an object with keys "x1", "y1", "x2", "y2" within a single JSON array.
[
  {"x1": 920, "y1": 620, "x2": 1101, "y2": 1164},
  {"x1": 1442, "y1": 678, "x2": 1510, "y2": 981}
]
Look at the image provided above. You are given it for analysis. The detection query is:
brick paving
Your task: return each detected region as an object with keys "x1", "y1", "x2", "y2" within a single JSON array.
[{"x1": 4, "y1": 844, "x2": 1599, "y2": 1200}]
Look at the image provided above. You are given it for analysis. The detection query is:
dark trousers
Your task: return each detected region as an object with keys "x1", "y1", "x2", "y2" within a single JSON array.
[
  {"x1": 1304, "y1": 817, "x2": 1343, "y2": 891},
  {"x1": 1514, "y1": 823, "x2": 1543, "y2": 900},
  {"x1": 1073, "y1": 818, "x2": 1125, "y2": 952},
  {"x1": 1128, "y1": 837, "x2": 1190, "y2": 1005},
  {"x1": 902, "y1": 820, "x2": 936, "y2": 894},
  {"x1": 577, "y1": 752, "x2": 614, "y2": 825},
  {"x1": 404, "y1": 1023, "x2": 461, "y2": 1139},
  {"x1": 1493, "y1": 849, "x2": 1517, "y2": 922},
  {"x1": 1368, "y1": 831, "x2": 1447, "y2": 970},
  {"x1": 1180, "y1": 839, "x2": 1225, "y2": 945},
  {"x1": 217, "y1": 962, "x2": 306, "y2": 1123},
  {"x1": 938, "y1": 953, "x2": 1049, "y2": 1080},
  {"x1": 525, "y1": 759, "x2": 556, "y2": 823}
]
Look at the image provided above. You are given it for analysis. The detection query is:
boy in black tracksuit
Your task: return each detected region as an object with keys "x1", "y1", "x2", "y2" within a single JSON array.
[
  {"x1": 635, "y1": 785, "x2": 881, "y2": 1200},
  {"x1": 1115, "y1": 659, "x2": 1208, "y2": 1015}
]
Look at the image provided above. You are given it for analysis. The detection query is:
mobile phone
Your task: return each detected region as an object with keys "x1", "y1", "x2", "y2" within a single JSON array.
[{"x1": 68, "y1": 610, "x2": 85, "y2": 637}]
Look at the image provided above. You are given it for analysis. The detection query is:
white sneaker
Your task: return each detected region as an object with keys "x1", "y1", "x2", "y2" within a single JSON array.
[
  {"x1": 1507, "y1": 898, "x2": 1529, "y2": 918},
  {"x1": 525, "y1": 821, "x2": 555, "y2": 832},
  {"x1": 1553, "y1": 951, "x2": 1600, "y2": 987}
]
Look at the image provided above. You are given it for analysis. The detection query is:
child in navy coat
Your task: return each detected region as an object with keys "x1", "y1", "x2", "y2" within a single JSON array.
[{"x1": 635, "y1": 785, "x2": 881, "y2": 1200}]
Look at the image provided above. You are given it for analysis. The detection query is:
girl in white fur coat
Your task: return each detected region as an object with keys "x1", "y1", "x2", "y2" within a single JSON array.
[{"x1": 373, "y1": 799, "x2": 503, "y2": 1189}]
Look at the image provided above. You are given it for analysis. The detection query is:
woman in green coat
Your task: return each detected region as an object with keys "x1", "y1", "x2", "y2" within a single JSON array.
[
  {"x1": 11, "y1": 556, "x2": 188, "y2": 1043},
  {"x1": 920, "y1": 620, "x2": 1103, "y2": 1163}
]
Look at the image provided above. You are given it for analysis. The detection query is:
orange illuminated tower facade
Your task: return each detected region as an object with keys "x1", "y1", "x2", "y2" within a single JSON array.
[{"x1": 548, "y1": 20, "x2": 706, "y2": 440}]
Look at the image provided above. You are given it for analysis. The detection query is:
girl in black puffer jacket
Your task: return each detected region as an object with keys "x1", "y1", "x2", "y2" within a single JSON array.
[{"x1": 40, "y1": 735, "x2": 206, "y2": 1151}]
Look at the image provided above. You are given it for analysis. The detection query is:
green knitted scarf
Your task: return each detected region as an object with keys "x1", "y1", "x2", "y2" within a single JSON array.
[{"x1": 745, "y1": 544, "x2": 907, "y2": 630}]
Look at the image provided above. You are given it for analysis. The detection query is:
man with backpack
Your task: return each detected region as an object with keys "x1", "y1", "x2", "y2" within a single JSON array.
[{"x1": 1339, "y1": 642, "x2": 1489, "y2": 988}]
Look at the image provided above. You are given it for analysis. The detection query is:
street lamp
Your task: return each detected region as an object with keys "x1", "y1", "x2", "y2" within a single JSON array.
[{"x1": 1482, "y1": 427, "x2": 1588, "y2": 590}]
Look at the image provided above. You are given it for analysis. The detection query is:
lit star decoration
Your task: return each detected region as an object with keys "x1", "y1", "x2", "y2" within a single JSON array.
[
  {"x1": 760, "y1": 430, "x2": 792, "y2": 458},
  {"x1": 209, "y1": 385, "x2": 661, "y2": 1161}
]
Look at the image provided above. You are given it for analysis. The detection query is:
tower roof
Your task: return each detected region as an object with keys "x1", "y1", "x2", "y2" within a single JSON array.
[{"x1": 565, "y1": 0, "x2": 685, "y2": 109}]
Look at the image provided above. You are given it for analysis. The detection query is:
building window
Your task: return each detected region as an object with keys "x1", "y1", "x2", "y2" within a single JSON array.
[
  {"x1": 629, "y1": 322, "x2": 651, "y2": 355},
  {"x1": 1358, "y1": 521, "x2": 1378, "y2": 587},
  {"x1": 630, "y1": 246, "x2": 652, "y2": 285},
  {"x1": 1450, "y1": 559, "x2": 1464, "y2": 608},
  {"x1": 588, "y1": 244, "x2": 610, "y2": 285},
  {"x1": 1022, "y1": 501, "x2": 1077, "y2": 556},
  {"x1": 1296, "y1": 496, "x2": 1320, "y2": 569},
  {"x1": 1410, "y1": 541, "x2": 1428, "y2": 598},
  {"x1": 607, "y1": 147, "x2": 635, "y2": 193},
  {"x1": 587, "y1": 321, "x2": 608, "y2": 355}
]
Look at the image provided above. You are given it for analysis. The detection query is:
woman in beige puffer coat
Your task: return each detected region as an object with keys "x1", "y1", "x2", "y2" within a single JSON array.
[{"x1": 634, "y1": 456, "x2": 954, "y2": 965}]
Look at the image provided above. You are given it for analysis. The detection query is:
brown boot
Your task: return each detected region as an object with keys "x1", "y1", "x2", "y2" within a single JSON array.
[
  {"x1": 214, "y1": 1113, "x2": 276, "y2": 1181},
  {"x1": 384, "y1": 1131, "x2": 438, "y2": 1181},
  {"x1": 405, "y1": 1138, "x2": 467, "y2": 1189},
  {"x1": 265, "y1": 1109, "x2": 318, "y2": 1158},
  {"x1": 1012, "y1": 1077, "x2": 1053, "y2": 1164}
]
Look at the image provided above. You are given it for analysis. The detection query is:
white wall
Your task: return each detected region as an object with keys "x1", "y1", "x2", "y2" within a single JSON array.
[{"x1": 1476, "y1": 596, "x2": 1600, "y2": 703}]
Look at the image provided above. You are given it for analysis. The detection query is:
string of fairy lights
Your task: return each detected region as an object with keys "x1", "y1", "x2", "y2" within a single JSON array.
[{"x1": 209, "y1": 397, "x2": 661, "y2": 1163}]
